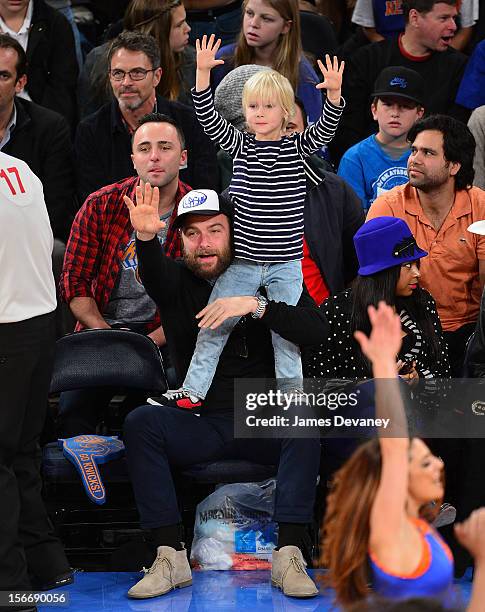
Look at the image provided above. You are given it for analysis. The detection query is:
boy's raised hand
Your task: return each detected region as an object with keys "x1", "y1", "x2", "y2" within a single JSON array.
[
  {"x1": 195, "y1": 34, "x2": 225, "y2": 91},
  {"x1": 316, "y1": 54, "x2": 345, "y2": 106},
  {"x1": 196, "y1": 34, "x2": 225, "y2": 72}
]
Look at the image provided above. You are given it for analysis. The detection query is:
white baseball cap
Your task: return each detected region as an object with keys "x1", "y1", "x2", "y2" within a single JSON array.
[{"x1": 174, "y1": 189, "x2": 233, "y2": 229}]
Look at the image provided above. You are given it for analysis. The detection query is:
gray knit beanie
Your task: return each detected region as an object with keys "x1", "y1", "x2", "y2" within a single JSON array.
[{"x1": 214, "y1": 64, "x2": 269, "y2": 131}]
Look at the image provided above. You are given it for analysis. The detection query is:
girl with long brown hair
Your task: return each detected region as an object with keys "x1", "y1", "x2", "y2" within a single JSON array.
[
  {"x1": 211, "y1": 0, "x2": 323, "y2": 123},
  {"x1": 321, "y1": 301, "x2": 455, "y2": 608},
  {"x1": 124, "y1": 0, "x2": 194, "y2": 102},
  {"x1": 79, "y1": 0, "x2": 194, "y2": 117}
]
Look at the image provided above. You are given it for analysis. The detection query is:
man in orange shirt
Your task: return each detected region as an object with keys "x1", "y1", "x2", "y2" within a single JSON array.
[{"x1": 367, "y1": 114, "x2": 485, "y2": 376}]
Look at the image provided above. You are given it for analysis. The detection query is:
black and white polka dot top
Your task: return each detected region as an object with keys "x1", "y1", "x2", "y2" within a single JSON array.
[{"x1": 307, "y1": 288, "x2": 450, "y2": 380}]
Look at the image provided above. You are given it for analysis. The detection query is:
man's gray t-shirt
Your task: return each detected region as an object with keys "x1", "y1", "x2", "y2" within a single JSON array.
[{"x1": 103, "y1": 208, "x2": 173, "y2": 327}]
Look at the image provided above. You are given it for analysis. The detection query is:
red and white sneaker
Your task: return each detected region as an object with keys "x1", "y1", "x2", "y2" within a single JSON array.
[{"x1": 148, "y1": 389, "x2": 202, "y2": 410}]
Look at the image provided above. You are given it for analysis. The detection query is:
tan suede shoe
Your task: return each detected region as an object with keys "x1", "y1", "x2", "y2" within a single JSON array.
[
  {"x1": 271, "y1": 545, "x2": 319, "y2": 598},
  {"x1": 127, "y1": 545, "x2": 192, "y2": 599}
]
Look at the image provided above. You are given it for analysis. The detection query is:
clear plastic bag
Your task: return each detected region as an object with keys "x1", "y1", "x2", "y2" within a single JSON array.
[{"x1": 191, "y1": 479, "x2": 278, "y2": 570}]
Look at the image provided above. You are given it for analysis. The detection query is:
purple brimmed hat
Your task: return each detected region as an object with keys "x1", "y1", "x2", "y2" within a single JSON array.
[{"x1": 354, "y1": 217, "x2": 428, "y2": 276}]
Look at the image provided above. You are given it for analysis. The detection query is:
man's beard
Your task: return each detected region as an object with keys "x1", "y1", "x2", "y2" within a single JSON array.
[
  {"x1": 408, "y1": 164, "x2": 450, "y2": 192},
  {"x1": 138, "y1": 169, "x2": 176, "y2": 189},
  {"x1": 121, "y1": 99, "x2": 144, "y2": 111},
  {"x1": 117, "y1": 89, "x2": 144, "y2": 111},
  {"x1": 183, "y1": 245, "x2": 232, "y2": 280}
]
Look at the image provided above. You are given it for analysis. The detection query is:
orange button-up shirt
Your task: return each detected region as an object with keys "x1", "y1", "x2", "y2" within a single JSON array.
[{"x1": 367, "y1": 184, "x2": 485, "y2": 332}]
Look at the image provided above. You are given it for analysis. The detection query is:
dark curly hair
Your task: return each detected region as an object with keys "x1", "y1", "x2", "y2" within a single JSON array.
[{"x1": 407, "y1": 114, "x2": 475, "y2": 190}]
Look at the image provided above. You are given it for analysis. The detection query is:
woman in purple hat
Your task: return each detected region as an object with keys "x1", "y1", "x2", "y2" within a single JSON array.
[{"x1": 307, "y1": 216, "x2": 449, "y2": 382}]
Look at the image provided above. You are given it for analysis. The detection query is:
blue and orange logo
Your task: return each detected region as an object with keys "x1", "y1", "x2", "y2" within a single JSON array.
[
  {"x1": 122, "y1": 239, "x2": 138, "y2": 270},
  {"x1": 58, "y1": 435, "x2": 125, "y2": 504}
]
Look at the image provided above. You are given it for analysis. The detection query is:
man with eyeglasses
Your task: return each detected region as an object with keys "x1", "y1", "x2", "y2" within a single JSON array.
[{"x1": 75, "y1": 31, "x2": 218, "y2": 204}]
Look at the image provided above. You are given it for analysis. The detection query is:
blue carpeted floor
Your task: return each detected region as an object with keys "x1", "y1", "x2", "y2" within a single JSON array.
[{"x1": 37, "y1": 569, "x2": 474, "y2": 611}]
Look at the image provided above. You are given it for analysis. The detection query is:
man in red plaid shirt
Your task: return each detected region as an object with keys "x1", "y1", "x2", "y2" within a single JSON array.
[{"x1": 58, "y1": 113, "x2": 191, "y2": 436}]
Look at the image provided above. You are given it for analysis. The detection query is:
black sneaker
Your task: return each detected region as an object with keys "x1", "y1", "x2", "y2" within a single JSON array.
[{"x1": 148, "y1": 389, "x2": 202, "y2": 410}]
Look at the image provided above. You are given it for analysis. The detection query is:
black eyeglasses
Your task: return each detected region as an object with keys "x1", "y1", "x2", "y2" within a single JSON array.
[{"x1": 109, "y1": 68, "x2": 157, "y2": 81}]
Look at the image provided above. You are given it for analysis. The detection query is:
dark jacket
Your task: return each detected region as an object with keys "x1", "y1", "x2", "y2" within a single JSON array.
[
  {"x1": 304, "y1": 168, "x2": 364, "y2": 294},
  {"x1": 137, "y1": 235, "x2": 330, "y2": 411},
  {"x1": 307, "y1": 288, "x2": 450, "y2": 379},
  {"x1": 3, "y1": 97, "x2": 77, "y2": 241},
  {"x1": 75, "y1": 94, "x2": 219, "y2": 203},
  {"x1": 330, "y1": 37, "x2": 469, "y2": 162},
  {"x1": 26, "y1": 0, "x2": 78, "y2": 127}
]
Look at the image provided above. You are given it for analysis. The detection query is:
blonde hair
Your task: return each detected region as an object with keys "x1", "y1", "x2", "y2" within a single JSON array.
[
  {"x1": 234, "y1": 0, "x2": 301, "y2": 93},
  {"x1": 242, "y1": 69, "x2": 295, "y2": 129}
]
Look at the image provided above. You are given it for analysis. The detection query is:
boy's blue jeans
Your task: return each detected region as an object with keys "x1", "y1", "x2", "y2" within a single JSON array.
[{"x1": 183, "y1": 258, "x2": 303, "y2": 398}]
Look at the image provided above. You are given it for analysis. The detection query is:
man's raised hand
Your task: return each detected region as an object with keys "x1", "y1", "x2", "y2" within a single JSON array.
[{"x1": 123, "y1": 182, "x2": 166, "y2": 240}]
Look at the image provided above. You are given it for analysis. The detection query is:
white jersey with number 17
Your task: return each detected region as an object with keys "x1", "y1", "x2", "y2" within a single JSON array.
[{"x1": 0, "y1": 151, "x2": 56, "y2": 323}]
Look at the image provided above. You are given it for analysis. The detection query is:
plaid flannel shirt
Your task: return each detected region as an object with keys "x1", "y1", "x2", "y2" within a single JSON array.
[{"x1": 60, "y1": 176, "x2": 190, "y2": 332}]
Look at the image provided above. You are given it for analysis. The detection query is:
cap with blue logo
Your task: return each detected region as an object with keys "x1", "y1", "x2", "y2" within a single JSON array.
[
  {"x1": 372, "y1": 66, "x2": 425, "y2": 106},
  {"x1": 174, "y1": 189, "x2": 234, "y2": 229}
]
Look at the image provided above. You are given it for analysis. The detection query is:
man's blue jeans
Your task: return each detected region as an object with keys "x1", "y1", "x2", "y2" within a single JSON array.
[{"x1": 183, "y1": 258, "x2": 303, "y2": 398}]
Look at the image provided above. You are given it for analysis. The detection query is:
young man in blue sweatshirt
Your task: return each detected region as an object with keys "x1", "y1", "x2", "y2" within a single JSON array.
[{"x1": 338, "y1": 66, "x2": 424, "y2": 213}]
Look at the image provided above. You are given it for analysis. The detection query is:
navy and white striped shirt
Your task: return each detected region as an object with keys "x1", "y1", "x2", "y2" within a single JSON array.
[{"x1": 192, "y1": 87, "x2": 344, "y2": 263}]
